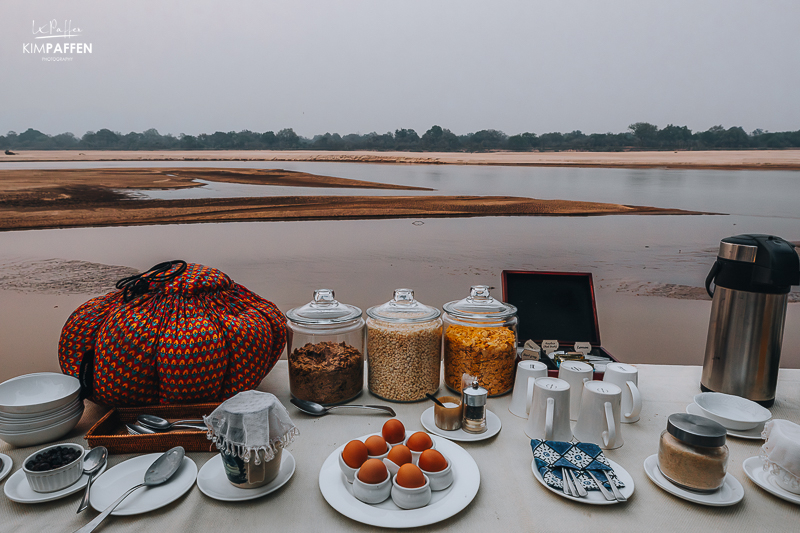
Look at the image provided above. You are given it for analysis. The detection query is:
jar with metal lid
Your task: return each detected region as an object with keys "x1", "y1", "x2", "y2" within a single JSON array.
[
  {"x1": 657, "y1": 413, "x2": 729, "y2": 492},
  {"x1": 442, "y1": 285, "x2": 518, "y2": 396},
  {"x1": 286, "y1": 289, "x2": 364, "y2": 405},
  {"x1": 366, "y1": 288, "x2": 442, "y2": 402}
]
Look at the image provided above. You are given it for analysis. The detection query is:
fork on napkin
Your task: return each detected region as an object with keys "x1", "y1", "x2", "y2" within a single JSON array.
[{"x1": 531, "y1": 440, "x2": 625, "y2": 492}]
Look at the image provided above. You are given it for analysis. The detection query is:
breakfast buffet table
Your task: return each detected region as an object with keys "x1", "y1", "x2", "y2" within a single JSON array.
[{"x1": 2, "y1": 362, "x2": 799, "y2": 532}]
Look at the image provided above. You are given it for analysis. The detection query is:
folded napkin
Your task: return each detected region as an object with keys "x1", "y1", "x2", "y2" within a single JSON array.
[{"x1": 531, "y1": 440, "x2": 625, "y2": 491}]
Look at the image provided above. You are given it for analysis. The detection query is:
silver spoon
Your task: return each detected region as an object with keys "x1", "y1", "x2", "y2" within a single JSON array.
[
  {"x1": 126, "y1": 423, "x2": 156, "y2": 435},
  {"x1": 76, "y1": 446, "x2": 108, "y2": 513},
  {"x1": 290, "y1": 398, "x2": 396, "y2": 417},
  {"x1": 137, "y1": 414, "x2": 206, "y2": 432},
  {"x1": 74, "y1": 446, "x2": 185, "y2": 533}
]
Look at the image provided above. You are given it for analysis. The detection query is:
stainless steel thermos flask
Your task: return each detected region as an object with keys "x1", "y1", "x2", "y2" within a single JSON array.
[{"x1": 701, "y1": 234, "x2": 799, "y2": 406}]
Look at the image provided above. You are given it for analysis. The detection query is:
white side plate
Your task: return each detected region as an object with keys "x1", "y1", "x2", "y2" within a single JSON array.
[
  {"x1": 197, "y1": 451, "x2": 295, "y2": 502},
  {"x1": 686, "y1": 402, "x2": 767, "y2": 439},
  {"x1": 531, "y1": 458, "x2": 634, "y2": 505},
  {"x1": 4, "y1": 460, "x2": 107, "y2": 504},
  {"x1": 420, "y1": 407, "x2": 501, "y2": 442},
  {"x1": 742, "y1": 456, "x2": 800, "y2": 505},
  {"x1": 643, "y1": 454, "x2": 744, "y2": 506},
  {"x1": 89, "y1": 454, "x2": 197, "y2": 515}
]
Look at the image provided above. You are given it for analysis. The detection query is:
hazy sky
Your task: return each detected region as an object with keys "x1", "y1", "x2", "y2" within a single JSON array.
[{"x1": 3, "y1": 0, "x2": 799, "y2": 138}]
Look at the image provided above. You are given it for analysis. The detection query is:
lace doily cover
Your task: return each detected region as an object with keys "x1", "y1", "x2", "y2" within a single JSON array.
[
  {"x1": 761, "y1": 419, "x2": 800, "y2": 491},
  {"x1": 205, "y1": 390, "x2": 298, "y2": 464}
]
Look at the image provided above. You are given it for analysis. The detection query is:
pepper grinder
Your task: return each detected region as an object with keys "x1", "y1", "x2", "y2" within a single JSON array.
[{"x1": 462, "y1": 381, "x2": 488, "y2": 433}]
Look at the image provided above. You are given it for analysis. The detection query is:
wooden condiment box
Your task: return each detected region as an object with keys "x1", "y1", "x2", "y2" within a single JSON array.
[{"x1": 501, "y1": 270, "x2": 618, "y2": 378}]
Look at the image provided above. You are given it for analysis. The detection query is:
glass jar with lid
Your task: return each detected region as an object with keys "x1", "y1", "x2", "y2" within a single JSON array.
[
  {"x1": 285, "y1": 289, "x2": 364, "y2": 405},
  {"x1": 442, "y1": 285, "x2": 518, "y2": 396},
  {"x1": 657, "y1": 413, "x2": 729, "y2": 492},
  {"x1": 366, "y1": 288, "x2": 442, "y2": 402}
]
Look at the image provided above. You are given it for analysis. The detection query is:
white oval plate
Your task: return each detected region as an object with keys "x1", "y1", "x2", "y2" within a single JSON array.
[
  {"x1": 742, "y1": 456, "x2": 800, "y2": 505},
  {"x1": 197, "y1": 451, "x2": 295, "y2": 502},
  {"x1": 4, "y1": 460, "x2": 107, "y2": 504},
  {"x1": 0, "y1": 453, "x2": 12, "y2": 483},
  {"x1": 420, "y1": 407, "x2": 501, "y2": 442},
  {"x1": 531, "y1": 458, "x2": 634, "y2": 505},
  {"x1": 686, "y1": 403, "x2": 767, "y2": 439},
  {"x1": 643, "y1": 454, "x2": 744, "y2": 506},
  {"x1": 693, "y1": 392, "x2": 772, "y2": 431},
  {"x1": 89, "y1": 454, "x2": 197, "y2": 515},
  {"x1": 319, "y1": 433, "x2": 480, "y2": 528}
]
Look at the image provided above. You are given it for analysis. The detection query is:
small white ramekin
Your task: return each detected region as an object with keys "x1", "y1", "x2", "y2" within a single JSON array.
[
  {"x1": 391, "y1": 473, "x2": 432, "y2": 509},
  {"x1": 23, "y1": 443, "x2": 84, "y2": 493},
  {"x1": 419, "y1": 453, "x2": 453, "y2": 491},
  {"x1": 352, "y1": 471, "x2": 392, "y2": 504}
]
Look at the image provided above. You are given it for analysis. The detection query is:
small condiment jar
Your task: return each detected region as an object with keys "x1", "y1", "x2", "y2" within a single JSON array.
[
  {"x1": 657, "y1": 413, "x2": 729, "y2": 493},
  {"x1": 462, "y1": 381, "x2": 488, "y2": 434}
]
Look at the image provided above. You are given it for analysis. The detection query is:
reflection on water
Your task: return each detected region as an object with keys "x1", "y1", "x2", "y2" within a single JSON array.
[{"x1": 0, "y1": 162, "x2": 798, "y2": 382}]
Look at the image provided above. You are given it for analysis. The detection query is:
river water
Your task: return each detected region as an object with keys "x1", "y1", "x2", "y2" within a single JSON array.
[{"x1": 1, "y1": 161, "x2": 798, "y2": 383}]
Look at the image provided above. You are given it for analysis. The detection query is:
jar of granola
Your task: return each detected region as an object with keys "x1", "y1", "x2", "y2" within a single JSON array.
[
  {"x1": 442, "y1": 285, "x2": 518, "y2": 396},
  {"x1": 286, "y1": 289, "x2": 364, "y2": 405},
  {"x1": 366, "y1": 288, "x2": 442, "y2": 402}
]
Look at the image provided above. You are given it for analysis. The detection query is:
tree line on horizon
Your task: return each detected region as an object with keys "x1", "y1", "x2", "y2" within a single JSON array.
[{"x1": 2, "y1": 123, "x2": 800, "y2": 153}]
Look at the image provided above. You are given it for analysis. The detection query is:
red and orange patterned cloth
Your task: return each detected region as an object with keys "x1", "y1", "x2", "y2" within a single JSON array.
[{"x1": 58, "y1": 262, "x2": 286, "y2": 406}]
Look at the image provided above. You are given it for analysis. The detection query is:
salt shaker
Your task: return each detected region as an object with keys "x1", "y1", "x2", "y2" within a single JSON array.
[{"x1": 462, "y1": 381, "x2": 488, "y2": 434}]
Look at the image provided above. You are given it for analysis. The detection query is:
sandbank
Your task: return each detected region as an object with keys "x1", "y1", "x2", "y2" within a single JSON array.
[{"x1": 3, "y1": 149, "x2": 800, "y2": 170}]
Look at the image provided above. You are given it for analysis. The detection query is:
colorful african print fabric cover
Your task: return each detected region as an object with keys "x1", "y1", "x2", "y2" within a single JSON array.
[{"x1": 58, "y1": 262, "x2": 287, "y2": 406}]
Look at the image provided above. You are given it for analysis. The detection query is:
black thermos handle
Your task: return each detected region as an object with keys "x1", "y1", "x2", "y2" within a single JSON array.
[{"x1": 705, "y1": 260, "x2": 721, "y2": 299}]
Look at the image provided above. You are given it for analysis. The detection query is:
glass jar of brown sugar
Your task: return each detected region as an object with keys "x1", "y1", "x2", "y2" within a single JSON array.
[{"x1": 658, "y1": 413, "x2": 729, "y2": 493}]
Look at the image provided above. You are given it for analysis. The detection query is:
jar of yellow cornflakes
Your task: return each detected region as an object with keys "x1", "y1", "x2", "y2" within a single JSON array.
[{"x1": 442, "y1": 285, "x2": 518, "y2": 396}]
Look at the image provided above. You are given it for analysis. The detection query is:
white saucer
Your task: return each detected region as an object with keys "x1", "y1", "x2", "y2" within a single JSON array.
[
  {"x1": 4, "y1": 460, "x2": 107, "y2": 504},
  {"x1": 686, "y1": 402, "x2": 767, "y2": 439},
  {"x1": 643, "y1": 454, "x2": 744, "y2": 506},
  {"x1": 197, "y1": 451, "x2": 295, "y2": 502},
  {"x1": 531, "y1": 458, "x2": 634, "y2": 505},
  {"x1": 89, "y1": 454, "x2": 197, "y2": 515},
  {"x1": 742, "y1": 456, "x2": 800, "y2": 505},
  {"x1": 420, "y1": 407, "x2": 501, "y2": 442},
  {"x1": 0, "y1": 453, "x2": 12, "y2": 482}
]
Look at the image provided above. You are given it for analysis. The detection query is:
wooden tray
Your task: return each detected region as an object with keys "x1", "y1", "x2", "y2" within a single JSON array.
[{"x1": 84, "y1": 403, "x2": 219, "y2": 454}]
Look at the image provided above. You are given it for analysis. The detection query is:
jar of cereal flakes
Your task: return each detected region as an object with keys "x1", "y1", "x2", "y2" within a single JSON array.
[
  {"x1": 442, "y1": 285, "x2": 517, "y2": 396},
  {"x1": 366, "y1": 288, "x2": 442, "y2": 402}
]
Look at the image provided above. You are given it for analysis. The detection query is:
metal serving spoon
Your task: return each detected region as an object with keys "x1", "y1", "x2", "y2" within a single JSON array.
[
  {"x1": 74, "y1": 446, "x2": 185, "y2": 533},
  {"x1": 290, "y1": 398, "x2": 396, "y2": 417},
  {"x1": 126, "y1": 423, "x2": 156, "y2": 435},
  {"x1": 137, "y1": 414, "x2": 206, "y2": 432},
  {"x1": 76, "y1": 446, "x2": 108, "y2": 513}
]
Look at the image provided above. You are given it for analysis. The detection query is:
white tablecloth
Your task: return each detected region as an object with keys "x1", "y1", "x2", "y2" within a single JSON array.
[{"x1": 2, "y1": 362, "x2": 800, "y2": 532}]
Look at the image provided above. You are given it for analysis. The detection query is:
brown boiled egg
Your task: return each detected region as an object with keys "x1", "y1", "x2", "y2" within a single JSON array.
[
  {"x1": 406, "y1": 431, "x2": 433, "y2": 452},
  {"x1": 395, "y1": 463, "x2": 426, "y2": 488},
  {"x1": 386, "y1": 444, "x2": 412, "y2": 467},
  {"x1": 357, "y1": 458, "x2": 389, "y2": 484},
  {"x1": 342, "y1": 440, "x2": 369, "y2": 469},
  {"x1": 418, "y1": 449, "x2": 448, "y2": 472},
  {"x1": 382, "y1": 419, "x2": 406, "y2": 445},
  {"x1": 365, "y1": 435, "x2": 388, "y2": 456}
]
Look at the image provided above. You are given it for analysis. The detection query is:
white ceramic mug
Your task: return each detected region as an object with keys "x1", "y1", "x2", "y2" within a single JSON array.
[
  {"x1": 602, "y1": 362, "x2": 642, "y2": 424},
  {"x1": 558, "y1": 361, "x2": 593, "y2": 420},
  {"x1": 573, "y1": 381, "x2": 623, "y2": 449},
  {"x1": 509, "y1": 360, "x2": 549, "y2": 418},
  {"x1": 524, "y1": 377, "x2": 572, "y2": 442}
]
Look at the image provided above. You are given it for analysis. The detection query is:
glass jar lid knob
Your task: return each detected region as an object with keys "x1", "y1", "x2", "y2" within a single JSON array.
[
  {"x1": 312, "y1": 289, "x2": 336, "y2": 306},
  {"x1": 393, "y1": 288, "x2": 414, "y2": 304},
  {"x1": 468, "y1": 285, "x2": 494, "y2": 302}
]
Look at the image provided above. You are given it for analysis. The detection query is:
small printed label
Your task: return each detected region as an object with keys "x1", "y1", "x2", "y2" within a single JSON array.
[
  {"x1": 574, "y1": 342, "x2": 592, "y2": 355},
  {"x1": 520, "y1": 349, "x2": 539, "y2": 361},
  {"x1": 542, "y1": 340, "x2": 559, "y2": 352},
  {"x1": 524, "y1": 340, "x2": 541, "y2": 352}
]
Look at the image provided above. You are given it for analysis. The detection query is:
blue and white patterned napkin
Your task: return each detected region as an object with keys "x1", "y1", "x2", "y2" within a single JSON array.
[{"x1": 530, "y1": 440, "x2": 625, "y2": 491}]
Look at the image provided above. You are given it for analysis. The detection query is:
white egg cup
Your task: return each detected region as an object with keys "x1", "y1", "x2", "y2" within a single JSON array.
[
  {"x1": 405, "y1": 435, "x2": 436, "y2": 466},
  {"x1": 419, "y1": 453, "x2": 453, "y2": 491},
  {"x1": 338, "y1": 451, "x2": 362, "y2": 484},
  {"x1": 352, "y1": 470, "x2": 392, "y2": 504},
  {"x1": 391, "y1": 473, "x2": 432, "y2": 509}
]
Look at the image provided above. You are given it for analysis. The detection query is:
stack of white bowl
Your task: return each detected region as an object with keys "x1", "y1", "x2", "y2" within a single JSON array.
[{"x1": 0, "y1": 373, "x2": 84, "y2": 447}]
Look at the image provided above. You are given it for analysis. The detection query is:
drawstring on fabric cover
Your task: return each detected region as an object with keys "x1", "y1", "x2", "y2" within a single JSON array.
[{"x1": 116, "y1": 260, "x2": 187, "y2": 302}]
